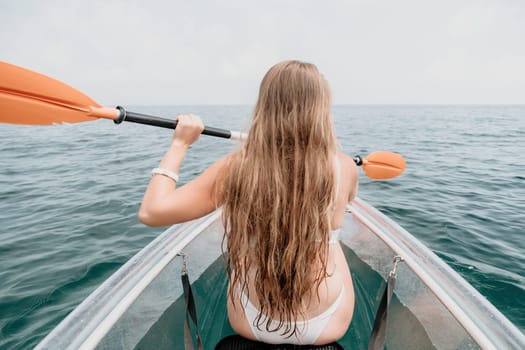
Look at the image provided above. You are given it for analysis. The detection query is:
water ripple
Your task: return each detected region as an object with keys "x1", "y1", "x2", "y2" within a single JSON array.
[{"x1": 1, "y1": 106, "x2": 524, "y2": 348}]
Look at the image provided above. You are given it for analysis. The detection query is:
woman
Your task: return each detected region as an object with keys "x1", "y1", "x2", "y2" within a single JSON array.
[{"x1": 139, "y1": 60, "x2": 358, "y2": 345}]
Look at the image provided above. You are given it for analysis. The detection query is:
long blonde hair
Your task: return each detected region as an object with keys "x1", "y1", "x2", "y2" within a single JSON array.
[{"x1": 221, "y1": 60, "x2": 337, "y2": 335}]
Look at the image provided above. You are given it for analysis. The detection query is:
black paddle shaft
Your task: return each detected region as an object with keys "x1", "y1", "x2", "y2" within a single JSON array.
[
  {"x1": 112, "y1": 107, "x2": 370, "y2": 171},
  {"x1": 113, "y1": 106, "x2": 232, "y2": 139}
]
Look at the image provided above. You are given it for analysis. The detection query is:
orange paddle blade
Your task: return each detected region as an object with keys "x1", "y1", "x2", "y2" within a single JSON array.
[
  {"x1": 362, "y1": 151, "x2": 406, "y2": 179},
  {"x1": 0, "y1": 61, "x2": 117, "y2": 125}
]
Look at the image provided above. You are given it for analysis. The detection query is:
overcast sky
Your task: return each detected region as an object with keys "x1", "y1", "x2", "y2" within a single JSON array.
[{"x1": 1, "y1": 0, "x2": 524, "y2": 105}]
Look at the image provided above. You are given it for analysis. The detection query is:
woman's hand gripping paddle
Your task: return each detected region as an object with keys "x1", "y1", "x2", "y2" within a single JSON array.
[{"x1": 0, "y1": 61, "x2": 406, "y2": 179}]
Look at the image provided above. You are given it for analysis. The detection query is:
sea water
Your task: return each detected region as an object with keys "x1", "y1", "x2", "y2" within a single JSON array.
[{"x1": 0, "y1": 105, "x2": 523, "y2": 349}]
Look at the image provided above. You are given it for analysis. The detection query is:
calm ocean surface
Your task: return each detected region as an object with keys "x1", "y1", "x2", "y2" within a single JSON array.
[{"x1": 0, "y1": 105, "x2": 524, "y2": 349}]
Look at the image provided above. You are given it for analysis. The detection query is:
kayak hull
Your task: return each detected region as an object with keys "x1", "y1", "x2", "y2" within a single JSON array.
[{"x1": 35, "y1": 198, "x2": 525, "y2": 349}]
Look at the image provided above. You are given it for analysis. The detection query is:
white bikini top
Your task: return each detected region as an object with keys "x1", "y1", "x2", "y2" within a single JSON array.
[{"x1": 329, "y1": 228, "x2": 341, "y2": 244}]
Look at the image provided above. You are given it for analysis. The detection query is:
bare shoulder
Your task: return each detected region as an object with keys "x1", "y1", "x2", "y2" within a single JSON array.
[
  {"x1": 207, "y1": 153, "x2": 237, "y2": 204},
  {"x1": 337, "y1": 152, "x2": 358, "y2": 175},
  {"x1": 205, "y1": 153, "x2": 235, "y2": 175},
  {"x1": 187, "y1": 154, "x2": 235, "y2": 195},
  {"x1": 337, "y1": 152, "x2": 359, "y2": 200}
]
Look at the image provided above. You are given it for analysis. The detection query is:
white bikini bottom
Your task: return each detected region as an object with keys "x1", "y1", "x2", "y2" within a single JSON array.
[{"x1": 239, "y1": 284, "x2": 345, "y2": 345}]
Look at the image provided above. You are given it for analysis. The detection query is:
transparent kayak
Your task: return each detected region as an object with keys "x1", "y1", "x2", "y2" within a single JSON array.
[{"x1": 35, "y1": 198, "x2": 525, "y2": 350}]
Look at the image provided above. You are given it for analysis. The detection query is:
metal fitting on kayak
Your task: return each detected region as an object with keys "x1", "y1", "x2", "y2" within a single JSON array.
[
  {"x1": 389, "y1": 255, "x2": 405, "y2": 277},
  {"x1": 177, "y1": 252, "x2": 188, "y2": 275}
]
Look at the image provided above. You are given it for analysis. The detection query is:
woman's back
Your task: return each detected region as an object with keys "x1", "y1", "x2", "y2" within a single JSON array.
[
  {"x1": 138, "y1": 60, "x2": 358, "y2": 345},
  {"x1": 226, "y1": 151, "x2": 357, "y2": 345}
]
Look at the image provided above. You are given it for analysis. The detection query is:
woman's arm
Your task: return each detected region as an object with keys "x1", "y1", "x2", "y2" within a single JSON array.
[{"x1": 138, "y1": 114, "x2": 224, "y2": 227}]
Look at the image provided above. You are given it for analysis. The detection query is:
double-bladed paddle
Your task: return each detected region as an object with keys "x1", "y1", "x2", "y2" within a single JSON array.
[{"x1": 0, "y1": 61, "x2": 405, "y2": 179}]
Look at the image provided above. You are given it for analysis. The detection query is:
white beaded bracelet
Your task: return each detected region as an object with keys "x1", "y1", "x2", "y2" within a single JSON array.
[{"x1": 151, "y1": 167, "x2": 179, "y2": 182}]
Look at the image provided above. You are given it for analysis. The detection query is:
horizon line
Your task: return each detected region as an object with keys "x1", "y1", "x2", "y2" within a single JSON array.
[{"x1": 121, "y1": 103, "x2": 525, "y2": 107}]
